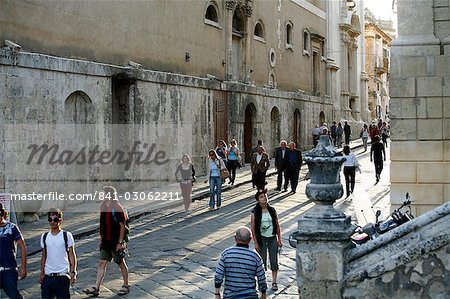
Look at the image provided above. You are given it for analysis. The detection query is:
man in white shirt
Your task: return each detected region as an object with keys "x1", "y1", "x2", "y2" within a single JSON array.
[{"x1": 40, "y1": 208, "x2": 77, "y2": 299}]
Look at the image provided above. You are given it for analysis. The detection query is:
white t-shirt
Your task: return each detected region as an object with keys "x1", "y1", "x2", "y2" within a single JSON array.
[
  {"x1": 40, "y1": 230, "x2": 75, "y2": 274},
  {"x1": 343, "y1": 153, "x2": 358, "y2": 167}
]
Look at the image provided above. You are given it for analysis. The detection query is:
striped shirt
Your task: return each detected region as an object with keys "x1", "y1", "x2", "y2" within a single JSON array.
[{"x1": 215, "y1": 244, "x2": 267, "y2": 299}]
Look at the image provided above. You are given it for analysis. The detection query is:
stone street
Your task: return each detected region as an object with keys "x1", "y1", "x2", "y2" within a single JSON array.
[{"x1": 16, "y1": 142, "x2": 392, "y2": 299}]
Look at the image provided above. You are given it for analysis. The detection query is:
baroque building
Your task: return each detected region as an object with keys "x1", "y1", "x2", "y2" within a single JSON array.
[
  {"x1": 364, "y1": 8, "x2": 394, "y2": 121},
  {"x1": 390, "y1": 0, "x2": 450, "y2": 215},
  {"x1": 0, "y1": 0, "x2": 368, "y2": 212}
]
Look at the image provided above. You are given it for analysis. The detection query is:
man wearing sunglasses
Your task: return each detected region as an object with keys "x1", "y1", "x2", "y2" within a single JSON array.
[
  {"x1": 39, "y1": 208, "x2": 77, "y2": 299},
  {"x1": 0, "y1": 203, "x2": 27, "y2": 299}
]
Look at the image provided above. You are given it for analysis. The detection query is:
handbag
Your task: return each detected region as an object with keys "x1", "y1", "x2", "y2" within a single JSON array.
[
  {"x1": 217, "y1": 159, "x2": 229, "y2": 179},
  {"x1": 220, "y1": 168, "x2": 230, "y2": 179}
]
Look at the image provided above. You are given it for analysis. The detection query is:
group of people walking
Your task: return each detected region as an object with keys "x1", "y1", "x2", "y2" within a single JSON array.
[{"x1": 0, "y1": 185, "x2": 130, "y2": 299}]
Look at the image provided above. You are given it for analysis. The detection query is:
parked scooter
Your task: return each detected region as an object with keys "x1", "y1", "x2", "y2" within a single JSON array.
[{"x1": 350, "y1": 193, "x2": 414, "y2": 246}]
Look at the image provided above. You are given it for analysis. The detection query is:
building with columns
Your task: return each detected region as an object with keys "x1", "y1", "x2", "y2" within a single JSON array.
[
  {"x1": 0, "y1": 0, "x2": 369, "y2": 211},
  {"x1": 364, "y1": 9, "x2": 394, "y2": 121},
  {"x1": 390, "y1": 0, "x2": 450, "y2": 215}
]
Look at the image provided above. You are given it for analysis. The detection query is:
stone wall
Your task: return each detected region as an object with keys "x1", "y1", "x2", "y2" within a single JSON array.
[
  {"x1": 390, "y1": 0, "x2": 450, "y2": 215},
  {"x1": 0, "y1": 49, "x2": 361, "y2": 214},
  {"x1": 343, "y1": 202, "x2": 450, "y2": 299}
]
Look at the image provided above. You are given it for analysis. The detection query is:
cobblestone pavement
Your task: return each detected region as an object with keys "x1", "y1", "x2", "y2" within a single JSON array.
[{"x1": 14, "y1": 141, "x2": 391, "y2": 299}]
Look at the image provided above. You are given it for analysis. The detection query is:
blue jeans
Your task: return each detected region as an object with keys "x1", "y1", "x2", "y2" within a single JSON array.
[
  {"x1": 209, "y1": 176, "x2": 222, "y2": 208},
  {"x1": 0, "y1": 269, "x2": 23, "y2": 299},
  {"x1": 41, "y1": 275, "x2": 70, "y2": 299}
]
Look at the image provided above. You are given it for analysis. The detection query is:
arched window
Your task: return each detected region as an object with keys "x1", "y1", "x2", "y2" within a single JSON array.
[
  {"x1": 269, "y1": 71, "x2": 276, "y2": 89},
  {"x1": 286, "y1": 21, "x2": 293, "y2": 49},
  {"x1": 205, "y1": 1, "x2": 220, "y2": 28},
  {"x1": 254, "y1": 20, "x2": 265, "y2": 41},
  {"x1": 303, "y1": 29, "x2": 310, "y2": 56},
  {"x1": 64, "y1": 91, "x2": 94, "y2": 124}
]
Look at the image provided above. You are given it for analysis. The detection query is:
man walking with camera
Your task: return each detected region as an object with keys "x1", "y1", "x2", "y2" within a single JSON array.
[
  {"x1": 83, "y1": 186, "x2": 130, "y2": 297},
  {"x1": 40, "y1": 208, "x2": 77, "y2": 299}
]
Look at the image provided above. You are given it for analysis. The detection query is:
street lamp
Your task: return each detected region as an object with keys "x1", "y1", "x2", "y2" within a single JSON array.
[{"x1": 346, "y1": 0, "x2": 356, "y2": 10}]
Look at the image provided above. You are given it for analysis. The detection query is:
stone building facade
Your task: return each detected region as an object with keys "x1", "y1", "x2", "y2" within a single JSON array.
[
  {"x1": 0, "y1": 0, "x2": 369, "y2": 212},
  {"x1": 390, "y1": 0, "x2": 450, "y2": 215},
  {"x1": 364, "y1": 10, "x2": 393, "y2": 121}
]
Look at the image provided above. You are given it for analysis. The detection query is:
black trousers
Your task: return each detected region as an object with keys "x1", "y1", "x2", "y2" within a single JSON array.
[
  {"x1": 287, "y1": 167, "x2": 300, "y2": 192},
  {"x1": 276, "y1": 168, "x2": 288, "y2": 190},
  {"x1": 343, "y1": 166, "x2": 356, "y2": 197},
  {"x1": 254, "y1": 171, "x2": 266, "y2": 190}
]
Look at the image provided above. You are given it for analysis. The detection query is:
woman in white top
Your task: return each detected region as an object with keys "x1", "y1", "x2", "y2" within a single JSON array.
[
  {"x1": 360, "y1": 124, "x2": 370, "y2": 152},
  {"x1": 204, "y1": 149, "x2": 226, "y2": 210},
  {"x1": 342, "y1": 145, "x2": 361, "y2": 198}
]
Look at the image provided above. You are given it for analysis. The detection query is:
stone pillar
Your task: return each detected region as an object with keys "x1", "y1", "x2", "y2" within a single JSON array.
[
  {"x1": 293, "y1": 136, "x2": 354, "y2": 298},
  {"x1": 225, "y1": 0, "x2": 236, "y2": 81},
  {"x1": 243, "y1": 1, "x2": 253, "y2": 83}
]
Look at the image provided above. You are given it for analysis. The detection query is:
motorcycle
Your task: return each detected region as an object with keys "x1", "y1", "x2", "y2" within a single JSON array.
[{"x1": 350, "y1": 193, "x2": 414, "y2": 246}]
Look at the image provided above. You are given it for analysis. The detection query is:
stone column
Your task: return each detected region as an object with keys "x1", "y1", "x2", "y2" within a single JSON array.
[
  {"x1": 225, "y1": 0, "x2": 236, "y2": 81},
  {"x1": 243, "y1": 1, "x2": 253, "y2": 83},
  {"x1": 293, "y1": 136, "x2": 354, "y2": 298}
]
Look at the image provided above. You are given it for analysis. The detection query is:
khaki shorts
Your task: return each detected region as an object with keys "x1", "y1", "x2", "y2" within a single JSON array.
[{"x1": 100, "y1": 249, "x2": 120, "y2": 263}]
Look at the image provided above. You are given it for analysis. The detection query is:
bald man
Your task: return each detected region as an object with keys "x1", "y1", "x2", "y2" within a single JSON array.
[{"x1": 214, "y1": 227, "x2": 267, "y2": 299}]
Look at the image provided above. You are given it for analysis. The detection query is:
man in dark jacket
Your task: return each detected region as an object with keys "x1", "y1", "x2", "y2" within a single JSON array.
[
  {"x1": 251, "y1": 146, "x2": 270, "y2": 191},
  {"x1": 286, "y1": 142, "x2": 302, "y2": 193},
  {"x1": 273, "y1": 140, "x2": 288, "y2": 191},
  {"x1": 344, "y1": 121, "x2": 351, "y2": 145}
]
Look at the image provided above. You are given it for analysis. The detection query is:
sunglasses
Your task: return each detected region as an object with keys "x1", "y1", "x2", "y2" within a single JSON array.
[{"x1": 48, "y1": 216, "x2": 60, "y2": 223}]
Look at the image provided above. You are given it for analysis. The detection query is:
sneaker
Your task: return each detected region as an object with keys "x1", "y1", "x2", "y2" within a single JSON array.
[
  {"x1": 272, "y1": 282, "x2": 278, "y2": 291},
  {"x1": 209, "y1": 206, "x2": 214, "y2": 211}
]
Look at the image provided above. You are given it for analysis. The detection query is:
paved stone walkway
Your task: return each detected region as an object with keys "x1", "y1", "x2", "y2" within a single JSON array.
[{"x1": 12, "y1": 140, "x2": 392, "y2": 298}]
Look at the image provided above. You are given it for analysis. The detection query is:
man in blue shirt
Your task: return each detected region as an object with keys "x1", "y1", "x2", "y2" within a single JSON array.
[
  {"x1": 0, "y1": 203, "x2": 27, "y2": 299},
  {"x1": 214, "y1": 226, "x2": 267, "y2": 299}
]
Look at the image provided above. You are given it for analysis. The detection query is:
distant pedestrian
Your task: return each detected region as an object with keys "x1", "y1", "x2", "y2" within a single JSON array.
[
  {"x1": 381, "y1": 122, "x2": 389, "y2": 148},
  {"x1": 251, "y1": 140, "x2": 263, "y2": 188},
  {"x1": 0, "y1": 203, "x2": 27, "y2": 299},
  {"x1": 330, "y1": 121, "x2": 337, "y2": 146},
  {"x1": 214, "y1": 226, "x2": 267, "y2": 299},
  {"x1": 215, "y1": 140, "x2": 228, "y2": 162},
  {"x1": 274, "y1": 140, "x2": 288, "y2": 192},
  {"x1": 204, "y1": 149, "x2": 226, "y2": 210},
  {"x1": 335, "y1": 122, "x2": 344, "y2": 148},
  {"x1": 311, "y1": 125, "x2": 321, "y2": 148},
  {"x1": 226, "y1": 139, "x2": 240, "y2": 185},
  {"x1": 286, "y1": 142, "x2": 302, "y2": 194},
  {"x1": 377, "y1": 118, "x2": 383, "y2": 129},
  {"x1": 370, "y1": 135, "x2": 386, "y2": 184},
  {"x1": 251, "y1": 189, "x2": 282, "y2": 291},
  {"x1": 175, "y1": 154, "x2": 196, "y2": 212},
  {"x1": 344, "y1": 121, "x2": 351, "y2": 145},
  {"x1": 342, "y1": 145, "x2": 361, "y2": 198},
  {"x1": 369, "y1": 123, "x2": 380, "y2": 143},
  {"x1": 40, "y1": 208, "x2": 77, "y2": 299},
  {"x1": 83, "y1": 186, "x2": 130, "y2": 297},
  {"x1": 251, "y1": 146, "x2": 270, "y2": 190},
  {"x1": 360, "y1": 124, "x2": 370, "y2": 152},
  {"x1": 215, "y1": 140, "x2": 228, "y2": 185}
]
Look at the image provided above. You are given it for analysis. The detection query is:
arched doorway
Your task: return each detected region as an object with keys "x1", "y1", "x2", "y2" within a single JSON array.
[
  {"x1": 244, "y1": 103, "x2": 256, "y2": 163},
  {"x1": 271, "y1": 107, "x2": 281, "y2": 154},
  {"x1": 319, "y1": 111, "x2": 325, "y2": 126},
  {"x1": 293, "y1": 109, "x2": 301, "y2": 146},
  {"x1": 64, "y1": 91, "x2": 94, "y2": 124}
]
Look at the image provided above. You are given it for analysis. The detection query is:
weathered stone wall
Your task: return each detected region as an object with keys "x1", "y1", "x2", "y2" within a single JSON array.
[
  {"x1": 390, "y1": 0, "x2": 450, "y2": 215},
  {"x1": 344, "y1": 203, "x2": 450, "y2": 299},
  {"x1": 1, "y1": 49, "x2": 354, "y2": 214}
]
